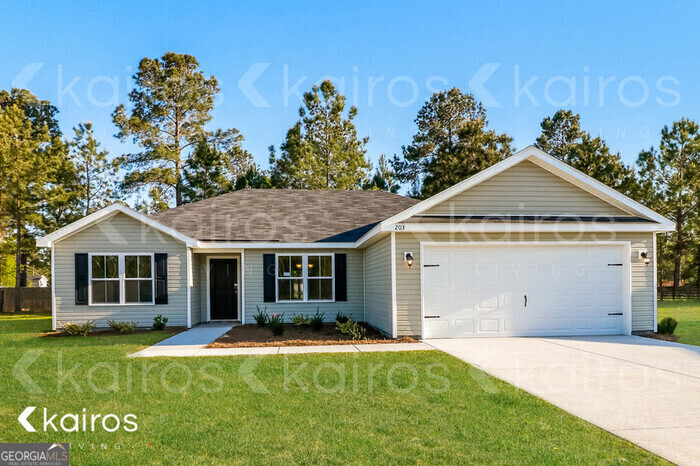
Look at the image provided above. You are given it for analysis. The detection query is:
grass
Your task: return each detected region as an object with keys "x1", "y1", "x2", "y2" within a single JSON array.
[
  {"x1": 658, "y1": 298, "x2": 700, "y2": 346},
  {"x1": 0, "y1": 313, "x2": 664, "y2": 464}
]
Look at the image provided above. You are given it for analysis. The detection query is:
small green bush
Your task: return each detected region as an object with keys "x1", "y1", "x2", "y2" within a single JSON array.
[
  {"x1": 254, "y1": 305, "x2": 269, "y2": 327},
  {"x1": 267, "y1": 313, "x2": 285, "y2": 335},
  {"x1": 63, "y1": 321, "x2": 95, "y2": 336},
  {"x1": 153, "y1": 314, "x2": 168, "y2": 330},
  {"x1": 291, "y1": 314, "x2": 310, "y2": 326},
  {"x1": 336, "y1": 318, "x2": 367, "y2": 340},
  {"x1": 335, "y1": 312, "x2": 350, "y2": 324},
  {"x1": 310, "y1": 309, "x2": 325, "y2": 331},
  {"x1": 107, "y1": 320, "x2": 138, "y2": 334},
  {"x1": 658, "y1": 317, "x2": 678, "y2": 335}
]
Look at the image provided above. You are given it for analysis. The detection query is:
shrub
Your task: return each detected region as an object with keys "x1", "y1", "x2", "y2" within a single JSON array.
[
  {"x1": 310, "y1": 309, "x2": 325, "y2": 331},
  {"x1": 336, "y1": 318, "x2": 367, "y2": 340},
  {"x1": 267, "y1": 313, "x2": 285, "y2": 335},
  {"x1": 63, "y1": 321, "x2": 95, "y2": 336},
  {"x1": 107, "y1": 320, "x2": 138, "y2": 334},
  {"x1": 291, "y1": 314, "x2": 310, "y2": 326},
  {"x1": 335, "y1": 312, "x2": 350, "y2": 324},
  {"x1": 153, "y1": 314, "x2": 168, "y2": 330},
  {"x1": 254, "y1": 305, "x2": 269, "y2": 327},
  {"x1": 658, "y1": 317, "x2": 678, "y2": 335}
]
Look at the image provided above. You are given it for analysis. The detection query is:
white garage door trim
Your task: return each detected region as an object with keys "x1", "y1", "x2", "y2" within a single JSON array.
[{"x1": 419, "y1": 241, "x2": 632, "y2": 339}]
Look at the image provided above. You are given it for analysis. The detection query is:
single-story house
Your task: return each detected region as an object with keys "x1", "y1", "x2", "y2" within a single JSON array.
[
  {"x1": 27, "y1": 274, "x2": 49, "y2": 288},
  {"x1": 37, "y1": 146, "x2": 674, "y2": 338}
]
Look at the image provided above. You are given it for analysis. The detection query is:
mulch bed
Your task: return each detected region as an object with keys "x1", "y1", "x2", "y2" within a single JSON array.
[
  {"x1": 42, "y1": 327, "x2": 185, "y2": 338},
  {"x1": 641, "y1": 332, "x2": 679, "y2": 343},
  {"x1": 207, "y1": 323, "x2": 416, "y2": 348}
]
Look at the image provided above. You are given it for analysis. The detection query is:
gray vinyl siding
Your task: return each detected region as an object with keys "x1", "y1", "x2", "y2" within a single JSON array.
[
  {"x1": 423, "y1": 160, "x2": 633, "y2": 217},
  {"x1": 243, "y1": 249, "x2": 364, "y2": 322},
  {"x1": 393, "y1": 232, "x2": 656, "y2": 337},
  {"x1": 363, "y1": 236, "x2": 393, "y2": 336},
  {"x1": 53, "y1": 213, "x2": 188, "y2": 328},
  {"x1": 190, "y1": 252, "x2": 202, "y2": 325}
]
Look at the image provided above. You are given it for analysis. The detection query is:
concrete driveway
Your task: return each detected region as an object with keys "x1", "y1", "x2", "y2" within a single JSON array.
[{"x1": 427, "y1": 336, "x2": 700, "y2": 465}]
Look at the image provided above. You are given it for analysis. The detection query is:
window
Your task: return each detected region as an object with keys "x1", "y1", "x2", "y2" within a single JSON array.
[
  {"x1": 89, "y1": 253, "x2": 155, "y2": 305},
  {"x1": 276, "y1": 254, "x2": 334, "y2": 302}
]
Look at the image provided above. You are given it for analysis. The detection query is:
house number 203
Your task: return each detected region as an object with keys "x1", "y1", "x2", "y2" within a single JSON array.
[{"x1": 394, "y1": 224, "x2": 405, "y2": 231}]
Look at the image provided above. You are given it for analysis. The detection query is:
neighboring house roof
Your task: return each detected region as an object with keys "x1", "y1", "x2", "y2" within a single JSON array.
[{"x1": 149, "y1": 189, "x2": 420, "y2": 243}]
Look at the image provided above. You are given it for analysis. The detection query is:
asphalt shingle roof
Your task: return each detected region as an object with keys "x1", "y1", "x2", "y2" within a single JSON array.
[{"x1": 149, "y1": 189, "x2": 419, "y2": 243}]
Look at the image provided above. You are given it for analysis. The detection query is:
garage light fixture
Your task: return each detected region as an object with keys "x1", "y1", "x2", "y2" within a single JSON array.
[
  {"x1": 639, "y1": 250, "x2": 650, "y2": 265},
  {"x1": 404, "y1": 252, "x2": 414, "y2": 268}
]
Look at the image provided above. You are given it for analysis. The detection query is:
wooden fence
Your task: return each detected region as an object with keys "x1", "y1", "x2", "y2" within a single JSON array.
[
  {"x1": 658, "y1": 286, "x2": 700, "y2": 300},
  {"x1": 0, "y1": 288, "x2": 52, "y2": 312}
]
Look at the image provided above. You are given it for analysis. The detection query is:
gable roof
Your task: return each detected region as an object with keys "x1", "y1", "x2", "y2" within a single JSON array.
[
  {"x1": 355, "y1": 146, "x2": 675, "y2": 245},
  {"x1": 149, "y1": 189, "x2": 420, "y2": 243},
  {"x1": 36, "y1": 203, "x2": 199, "y2": 248}
]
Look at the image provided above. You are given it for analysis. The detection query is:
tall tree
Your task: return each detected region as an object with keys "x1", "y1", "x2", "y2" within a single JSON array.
[
  {"x1": 70, "y1": 122, "x2": 114, "y2": 215},
  {"x1": 0, "y1": 99, "x2": 55, "y2": 311},
  {"x1": 535, "y1": 109, "x2": 637, "y2": 194},
  {"x1": 269, "y1": 80, "x2": 369, "y2": 189},
  {"x1": 392, "y1": 88, "x2": 512, "y2": 198},
  {"x1": 182, "y1": 130, "x2": 255, "y2": 203},
  {"x1": 113, "y1": 52, "x2": 239, "y2": 207},
  {"x1": 363, "y1": 154, "x2": 400, "y2": 193},
  {"x1": 637, "y1": 119, "x2": 700, "y2": 298}
]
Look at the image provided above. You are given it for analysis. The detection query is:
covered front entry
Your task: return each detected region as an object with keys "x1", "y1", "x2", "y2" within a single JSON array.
[
  {"x1": 209, "y1": 258, "x2": 239, "y2": 320},
  {"x1": 422, "y1": 243, "x2": 631, "y2": 338}
]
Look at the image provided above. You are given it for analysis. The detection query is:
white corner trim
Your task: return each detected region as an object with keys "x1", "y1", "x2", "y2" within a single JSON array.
[
  {"x1": 51, "y1": 246, "x2": 56, "y2": 331},
  {"x1": 354, "y1": 145, "x2": 675, "y2": 246},
  {"x1": 36, "y1": 203, "x2": 198, "y2": 248},
  {"x1": 186, "y1": 247, "x2": 192, "y2": 329},
  {"x1": 653, "y1": 232, "x2": 658, "y2": 333},
  {"x1": 390, "y1": 232, "x2": 397, "y2": 339}
]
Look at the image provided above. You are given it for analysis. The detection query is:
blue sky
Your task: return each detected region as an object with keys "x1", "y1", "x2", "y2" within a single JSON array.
[{"x1": 2, "y1": 0, "x2": 698, "y2": 176}]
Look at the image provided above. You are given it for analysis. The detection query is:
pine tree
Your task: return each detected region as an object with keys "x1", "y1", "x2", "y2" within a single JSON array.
[
  {"x1": 270, "y1": 80, "x2": 369, "y2": 189},
  {"x1": 392, "y1": 88, "x2": 512, "y2": 198},
  {"x1": 70, "y1": 122, "x2": 114, "y2": 215},
  {"x1": 363, "y1": 154, "x2": 400, "y2": 193}
]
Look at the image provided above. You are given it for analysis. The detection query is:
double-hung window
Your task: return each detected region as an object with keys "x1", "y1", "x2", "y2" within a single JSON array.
[
  {"x1": 276, "y1": 254, "x2": 334, "y2": 302},
  {"x1": 89, "y1": 253, "x2": 155, "y2": 305}
]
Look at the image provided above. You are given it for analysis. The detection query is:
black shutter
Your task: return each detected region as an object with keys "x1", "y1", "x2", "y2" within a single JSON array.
[
  {"x1": 154, "y1": 253, "x2": 168, "y2": 304},
  {"x1": 263, "y1": 254, "x2": 276, "y2": 302},
  {"x1": 335, "y1": 253, "x2": 347, "y2": 302},
  {"x1": 75, "y1": 253, "x2": 88, "y2": 305}
]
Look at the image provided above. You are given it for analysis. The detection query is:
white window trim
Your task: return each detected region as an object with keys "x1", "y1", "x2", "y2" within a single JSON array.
[
  {"x1": 275, "y1": 253, "x2": 335, "y2": 303},
  {"x1": 88, "y1": 253, "x2": 155, "y2": 306}
]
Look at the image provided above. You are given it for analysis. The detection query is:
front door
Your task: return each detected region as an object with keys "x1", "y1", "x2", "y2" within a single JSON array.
[{"x1": 210, "y1": 259, "x2": 238, "y2": 320}]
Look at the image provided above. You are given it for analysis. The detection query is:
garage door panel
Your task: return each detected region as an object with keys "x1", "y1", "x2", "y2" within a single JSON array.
[{"x1": 423, "y1": 244, "x2": 626, "y2": 338}]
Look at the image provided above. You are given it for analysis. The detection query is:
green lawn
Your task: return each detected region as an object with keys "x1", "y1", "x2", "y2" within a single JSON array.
[
  {"x1": 0, "y1": 314, "x2": 664, "y2": 464},
  {"x1": 658, "y1": 298, "x2": 700, "y2": 346}
]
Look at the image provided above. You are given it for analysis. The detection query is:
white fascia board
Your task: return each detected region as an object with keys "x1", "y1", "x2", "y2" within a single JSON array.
[
  {"x1": 195, "y1": 242, "x2": 357, "y2": 251},
  {"x1": 36, "y1": 203, "x2": 198, "y2": 248},
  {"x1": 377, "y1": 222, "x2": 674, "y2": 233}
]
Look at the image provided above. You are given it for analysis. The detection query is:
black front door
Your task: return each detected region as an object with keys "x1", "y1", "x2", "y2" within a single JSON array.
[{"x1": 210, "y1": 259, "x2": 238, "y2": 320}]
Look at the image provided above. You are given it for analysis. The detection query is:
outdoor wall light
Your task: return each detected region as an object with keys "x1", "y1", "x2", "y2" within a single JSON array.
[
  {"x1": 405, "y1": 252, "x2": 414, "y2": 268},
  {"x1": 639, "y1": 250, "x2": 651, "y2": 265}
]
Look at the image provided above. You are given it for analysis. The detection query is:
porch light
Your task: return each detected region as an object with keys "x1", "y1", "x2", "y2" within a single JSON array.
[{"x1": 405, "y1": 252, "x2": 414, "y2": 268}]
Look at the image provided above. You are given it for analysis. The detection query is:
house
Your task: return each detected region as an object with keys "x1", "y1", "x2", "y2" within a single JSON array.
[
  {"x1": 27, "y1": 274, "x2": 49, "y2": 288},
  {"x1": 37, "y1": 146, "x2": 674, "y2": 338}
]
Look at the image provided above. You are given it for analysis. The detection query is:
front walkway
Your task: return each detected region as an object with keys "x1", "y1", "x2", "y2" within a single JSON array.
[
  {"x1": 128, "y1": 323, "x2": 433, "y2": 357},
  {"x1": 427, "y1": 335, "x2": 700, "y2": 466}
]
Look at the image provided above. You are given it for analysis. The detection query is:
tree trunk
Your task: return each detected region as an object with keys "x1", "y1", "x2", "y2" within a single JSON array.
[
  {"x1": 176, "y1": 160, "x2": 183, "y2": 206},
  {"x1": 672, "y1": 210, "x2": 683, "y2": 300},
  {"x1": 14, "y1": 206, "x2": 21, "y2": 313}
]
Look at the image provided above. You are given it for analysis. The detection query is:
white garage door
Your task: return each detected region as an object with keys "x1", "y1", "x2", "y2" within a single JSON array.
[{"x1": 422, "y1": 244, "x2": 628, "y2": 338}]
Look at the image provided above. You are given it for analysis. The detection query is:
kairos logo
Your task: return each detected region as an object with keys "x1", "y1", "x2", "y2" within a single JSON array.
[{"x1": 18, "y1": 407, "x2": 138, "y2": 433}]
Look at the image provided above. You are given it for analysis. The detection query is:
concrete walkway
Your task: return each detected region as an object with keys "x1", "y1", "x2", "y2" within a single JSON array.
[
  {"x1": 427, "y1": 336, "x2": 700, "y2": 465},
  {"x1": 129, "y1": 324, "x2": 433, "y2": 357}
]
